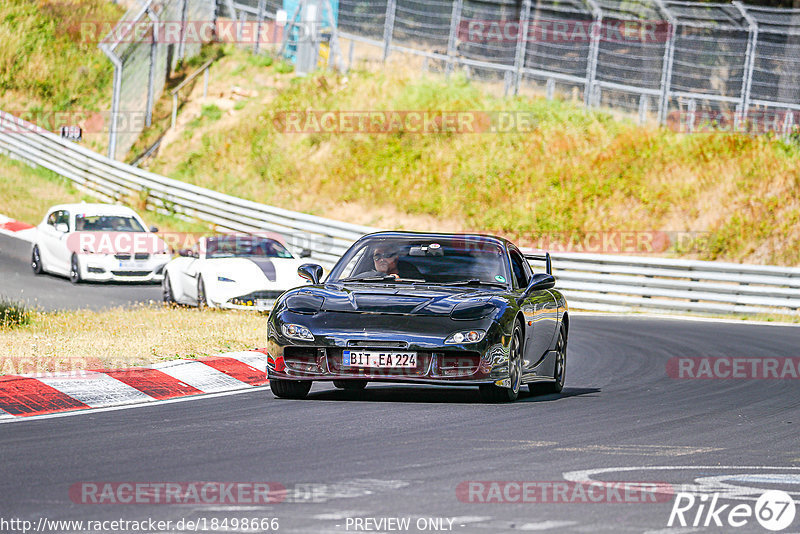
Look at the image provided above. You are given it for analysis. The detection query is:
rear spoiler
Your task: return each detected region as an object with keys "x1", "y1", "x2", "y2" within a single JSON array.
[{"x1": 523, "y1": 252, "x2": 552, "y2": 275}]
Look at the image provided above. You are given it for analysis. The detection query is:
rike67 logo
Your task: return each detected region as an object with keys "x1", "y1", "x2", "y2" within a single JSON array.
[{"x1": 668, "y1": 490, "x2": 796, "y2": 531}]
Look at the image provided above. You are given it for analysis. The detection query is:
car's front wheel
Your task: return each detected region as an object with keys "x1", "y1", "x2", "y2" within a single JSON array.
[
  {"x1": 537, "y1": 324, "x2": 567, "y2": 394},
  {"x1": 197, "y1": 277, "x2": 208, "y2": 309},
  {"x1": 479, "y1": 320, "x2": 523, "y2": 403},
  {"x1": 69, "y1": 254, "x2": 81, "y2": 284},
  {"x1": 31, "y1": 246, "x2": 43, "y2": 275},
  {"x1": 163, "y1": 274, "x2": 176, "y2": 305},
  {"x1": 270, "y1": 379, "x2": 312, "y2": 399},
  {"x1": 333, "y1": 380, "x2": 368, "y2": 390}
]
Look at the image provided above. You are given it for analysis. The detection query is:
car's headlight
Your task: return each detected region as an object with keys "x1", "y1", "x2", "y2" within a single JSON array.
[
  {"x1": 445, "y1": 330, "x2": 486, "y2": 344},
  {"x1": 217, "y1": 276, "x2": 236, "y2": 282},
  {"x1": 281, "y1": 323, "x2": 314, "y2": 341}
]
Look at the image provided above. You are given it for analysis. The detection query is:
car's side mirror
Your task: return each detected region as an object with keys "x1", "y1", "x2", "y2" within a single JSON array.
[
  {"x1": 149, "y1": 226, "x2": 159, "y2": 233},
  {"x1": 298, "y1": 263, "x2": 323, "y2": 284},
  {"x1": 527, "y1": 273, "x2": 555, "y2": 291},
  {"x1": 299, "y1": 248, "x2": 312, "y2": 258},
  {"x1": 55, "y1": 223, "x2": 69, "y2": 233}
]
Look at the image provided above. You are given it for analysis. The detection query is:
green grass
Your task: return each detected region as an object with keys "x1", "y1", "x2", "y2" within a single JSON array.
[
  {"x1": 0, "y1": 0, "x2": 122, "y2": 113},
  {"x1": 148, "y1": 66, "x2": 800, "y2": 266},
  {"x1": 0, "y1": 298, "x2": 31, "y2": 329}
]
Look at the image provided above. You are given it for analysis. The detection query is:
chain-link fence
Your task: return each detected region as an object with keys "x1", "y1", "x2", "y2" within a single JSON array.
[
  {"x1": 304, "y1": 0, "x2": 799, "y2": 135},
  {"x1": 100, "y1": 0, "x2": 216, "y2": 161}
]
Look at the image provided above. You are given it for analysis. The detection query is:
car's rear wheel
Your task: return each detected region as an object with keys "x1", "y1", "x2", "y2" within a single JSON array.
[
  {"x1": 479, "y1": 320, "x2": 523, "y2": 403},
  {"x1": 69, "y1": 254, "x2": 81, "y2": 284},
  {"x1": 270, "y1": 379, "x2": 312, "y2": 399},
  {"x1": 163, "y1": 274, "x2": 176, "y2": 305},
  {"x1": 31, "y1": 246, "x2": 43, "y2": 275},
  {"x1": 333, "y1": 380, "x2": 368, "y2": 390},
  {"x1": 531, "y1": 324, "x2": 567, "y2": 395},
  {"x1": 197, "y1": 277, "x2": 208, "y2": 309}
]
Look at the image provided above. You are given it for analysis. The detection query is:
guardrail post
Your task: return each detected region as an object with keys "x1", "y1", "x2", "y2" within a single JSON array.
[
  {"x1": 178, "y1": 0, "x2": 188, "y2": 62},
  {"x1": 546, "y1": 78, "x2": 555, "y2": 100},
  {"x1": 203, "y1": 65, "x2": 209, "y2": 98},
  {"x1": 782, "y1": 108, "x2": 795, "y2": 141},
  {"x1": 145, "y1": 9, "x2": 159, "y2": 128},
  {"x1": 382, "y1": 0, "x2": 397, "y2": 62},
  {"x1": 687, "y1": 98, "x2": 696, "y2": 133},
  {"x1": 654, "y1": 0, "x2": 677, "y2": 125},
  {"x1": 254, "y1": 0, "x2": 266, "y2": 54},
  {"x1": 171, "y1": 93, "x2": 178, "y2": 128},
  {"x1": 584, "y1": 0, "x2": 602, "y2": 108},
  {"x1": 511, "y1": 0, "x2": 532, "y2": 95},
  {"x1": 638, "y1": 94, "x2": 648, "y2": 125},
  {"x1": 445, "y1": 0, "x2": 463, "y2": 78},
  {"x1": 734, "y1": 2, "x2": 758, "y2": 125}
]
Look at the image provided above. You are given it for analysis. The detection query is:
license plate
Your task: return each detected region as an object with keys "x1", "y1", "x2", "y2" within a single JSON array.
[
  {"x1": 118, "y1": 260, "x2": 146, "y2": 269},
  {"x1": 343, "y1": 350, "x2": 417, "y2": 368}
]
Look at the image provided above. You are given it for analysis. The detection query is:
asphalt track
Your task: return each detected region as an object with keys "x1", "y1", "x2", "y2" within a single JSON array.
[
  {"x1": 0, "y1": 233, "x2": 161, "y2": 311},
  {"x1": 2, "y1": 315, "x2": 799, "y2": 533}
]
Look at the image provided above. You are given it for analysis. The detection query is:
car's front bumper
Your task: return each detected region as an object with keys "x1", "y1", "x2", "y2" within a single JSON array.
[
  {"x1": 79, "y1": 253, "x2": 170, "y2": 282},
  {"x1": 265, "y1": 313, "x2": 513, "y2": 386}
]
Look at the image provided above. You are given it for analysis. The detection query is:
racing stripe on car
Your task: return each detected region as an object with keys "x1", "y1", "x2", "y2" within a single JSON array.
[
  {"x1": 199, "y1": 356, "x2": 268, "y2": 386},
  {"x1": 36, "y1": 372, "x2": 156, "y2": 408},
  {"x1": 151, "y1": 360, "x2": 254, "y2": 393},
  {"x1": 0, "y1": 375, "x2": 90, "y2": 416},
  {"x1": 102, "y1": 368, "x2": 204, "y2": 399}
]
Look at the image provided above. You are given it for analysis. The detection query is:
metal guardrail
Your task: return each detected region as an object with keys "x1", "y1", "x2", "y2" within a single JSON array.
[{"x1": 1, "y1": 108, "x2": 798, "y2": 316}]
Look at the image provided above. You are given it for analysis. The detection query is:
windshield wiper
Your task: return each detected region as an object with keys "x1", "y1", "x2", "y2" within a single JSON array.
[
  {"x1": 338, "y1": 275, "x2": 407, "y2": 283},
  {"x1": 438, "y1": 279, "x2": 507, "y2": 288}
]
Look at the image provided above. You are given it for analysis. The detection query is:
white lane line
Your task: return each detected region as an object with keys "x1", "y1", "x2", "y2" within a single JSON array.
[
  {"x1": 224, "y1": 351, "x2": 269, "y2": 372},
  {"x1": 573, "y1": 311, "x2": 800, "y2": 328},
  {"x1": 153, "y1": 360, "x2": 252, "y2": 392},
  {"x1": 0, "y1": 385, "x2": 270, "y2": 424},
  {"x1": 37, "y1": 372, "x2": 155, "y2": 407},
  {"x1": 555, "y1": 445, "x2": 722, "y2": 456},
  {"x1": 313, "y1": 512, "x2": 371, "y2": 520},
  {"x1": 518, "y1": 521, "x2": 579, "y2": 530}
]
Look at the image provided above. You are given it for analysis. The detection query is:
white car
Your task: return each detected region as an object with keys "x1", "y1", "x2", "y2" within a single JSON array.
[
  {"x1": 162, "y1": 235, "x2": 310, "y2": 310},
  {"x1": 31, "y1": 203, "x2": 171, "y2": 284}
]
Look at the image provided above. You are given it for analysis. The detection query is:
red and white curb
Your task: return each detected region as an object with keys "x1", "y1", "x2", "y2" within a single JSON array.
[
  {"x1": 0, "y1": 349, "x2": 269, "y2": 419},
  {"x1": 0, "y1": 214, "x2": 36, "y2": 242}
]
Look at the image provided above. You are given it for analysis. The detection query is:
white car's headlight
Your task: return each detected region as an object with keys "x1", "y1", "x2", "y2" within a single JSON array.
[
  {"x1": 217, "y1": 276, "x2": 236, "y2": 282},
  {"x1": 281, "y1": 323, "x2": 314, "y2": 341},
  {"x1": 445, "y1": 330, "x2": 486, "y2": 344}
]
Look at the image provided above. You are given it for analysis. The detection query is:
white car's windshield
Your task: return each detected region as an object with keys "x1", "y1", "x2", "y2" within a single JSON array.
[
  {"x1": 205, "y1": 237, "x2": 293, "y2": 259},
  {"x1": 330, "y1": 235, "x2": 509, "y2": 286},
  {"x1": 75, "y1": 215, "x2": 145, "y2": 232}
]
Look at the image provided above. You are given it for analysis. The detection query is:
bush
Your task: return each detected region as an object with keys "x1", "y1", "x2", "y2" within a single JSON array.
[{"x1": 0, "y1": 298, "x2": 32, "y2": 328}]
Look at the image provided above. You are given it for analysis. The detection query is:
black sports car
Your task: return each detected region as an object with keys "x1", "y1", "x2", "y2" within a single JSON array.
[{"x1": 265, "y1": 231, "x2": 568, "y2": 402}]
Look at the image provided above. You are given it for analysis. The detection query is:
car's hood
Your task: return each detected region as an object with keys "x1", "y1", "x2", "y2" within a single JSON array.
[
  {"x1": 204, "y1": 257, "x2": 304, "y2": 285},
  {"x1": 307, "y1": 284, "x2": 505, "y2": 316}
]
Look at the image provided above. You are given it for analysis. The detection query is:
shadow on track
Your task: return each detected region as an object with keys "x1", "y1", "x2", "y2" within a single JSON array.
[{"x1": 298, "y1": 385, "x2": 601, "y2": 404}]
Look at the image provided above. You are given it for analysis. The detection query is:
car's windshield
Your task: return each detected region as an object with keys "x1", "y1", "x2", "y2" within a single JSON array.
[
  {"x1": 205, "y1": 237, "x2": 293, "y2": 259},
  {"x1": 329, "y1": 235, "x2": 509, "y2": 286},
  {"x1": 75, "y1": 215, "x2": 145, "y2": 232}
]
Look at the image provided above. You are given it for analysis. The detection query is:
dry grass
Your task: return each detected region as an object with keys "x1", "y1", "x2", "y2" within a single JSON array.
[
  {"x1": 0, "y1": 152, "x2": 214, "y2": 233},
  {"x1": 0, "y1": 304, "x2": 266, "y2": 375}
]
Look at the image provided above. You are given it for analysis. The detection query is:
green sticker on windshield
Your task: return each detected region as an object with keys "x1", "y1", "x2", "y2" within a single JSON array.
[{"x1": 495, "y1": 275, "x2": 506, "y2": 283}]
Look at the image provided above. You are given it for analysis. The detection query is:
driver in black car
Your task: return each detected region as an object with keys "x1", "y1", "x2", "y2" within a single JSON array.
[{"x1": 371, "y1": 244, "x2": 423, "y2": 280}]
